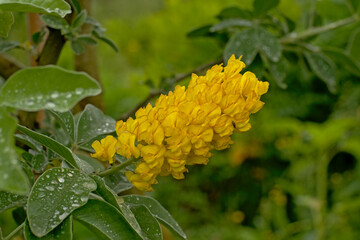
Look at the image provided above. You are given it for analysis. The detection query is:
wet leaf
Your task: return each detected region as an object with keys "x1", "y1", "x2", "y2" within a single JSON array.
[
  {"x1": 27, "y1": 168, "x2": 96, "y2": 237},
  {"x1": 76, "y1": 154, "x2": 104, "y2": 172},
  {"x1": 41, "y1": 14, "x2": 68, "y2": 30},
  {"x1": 0, "y1": 0, "x2": 71, "y2": 17},
  {"x1": 0, "y1": 65, "x2": 101, "y2": 112},
  {"x1": 17, "y1": 125, "x2": 79, "y2": 169},
  {"x1": 122, "y1": 195, "x2": 187, "y2": 240},
  {"x1": 24, "y1": 217, "x2": 73, "y2": 240},
  {"x1": 0, "y1": 108, "x2": 29, "y2": 194},
  {"x1": 0, "y1": 191, "x2": 27, "y2": 213},
  {"x1": 76, "y1": 104, "x2": 116, "y2": 144},
  {"x1": 128, "y1": 204, "x2": 162, "y2": 240},
  {"x1": 48, "y1": 110, "x2": 75, "y2": 142},
  {"x1": 15, "y1": 133, "x2": 43, "y2": 152},
  {"x1": 224, "y1": 27, "x2": 281, "y2": 65},
  {"x1": 91, "y1": 176, "x2": 119, "y2": 209},
  {"x1": 72, "y1": 199, "x2": 141, "y2": 240},
  {"x1": 103, "y1": 170, "x2": 133, "y2": 194},
  {"x1": 224, "y1": 28, "x2": 258, "y2": 65},
  {"x1": 256, "y1": 27, "x2": 281, "y2": 62}
]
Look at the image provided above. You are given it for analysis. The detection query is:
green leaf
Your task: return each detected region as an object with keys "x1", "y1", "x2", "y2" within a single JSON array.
[
  {"x1": 76, "y1": 153, "x2": 104, "y2": 172},
  {"x1": 0, "y1": 10, "x2": 13, "y2": 37},
  {"x1": 0, "y1": 108, "x2": 29, "y2": 195},
  {"x1": 72, "y1": 199, "x2": 141, "y2": 240},
  {"x1": 0, "y1": 191, "x2": 27, "y2": 213},
  {"x1": 48, "y1": 110, "x2": 75, "y2": 141},
  {"x1": 210, "y1": 18, "x2": 253, "y2": 32},
  {"x1": 224, "y1": 27, "x2": 281, "y2": 65},
  {"x1": 32, "y1": 29, "x2": 46, "y2": 46},
  {"x1": 78, "y1": 35, "x2": 98, "y2": 45},
  {"x1": 29, "y1": 153, "x2": 48, "y2": 173},
  {"x1": 216, "y1": 6, "x2": 253, "y2": 20},
  {"x1": 103, "y1": 171, "x2": 133, "y2": 194},
  {"x1": 76, "y1": 104, "x2": 116, "y2": 144},
  {"x1": 0, "y1": 40, "x2": 20, "y2": 53},
  {"x1": 93, "y1": 31, "x2": 118, "y2": 52},
  {"x1": 224, "y1": 28, "x2": 258, "y2": 65},
  {"x1": 122, "y1": 195, "x2": 187, "y2": 240},
  {"x1": 0, "y1": 0, "x2": 71, "y2": 17},
  {"x1": 116, "y1": 199, "x2": 144, "y2": 238},
  {"x1": 0, "y1": 65, "x2": 101, "y2": 112},
  {"x1": 268, "y1": 57, "x2": 288, "y2": 89},
  {"x1": 257, "y1": 27, "x2": 281, "y2": 62},
  {"x1": 348, "y1": 28, "x2": 360, "y2": 61},
  {"x1": 322, "y1": 47, "x2": 360, "y2": 77},
  {"x1": 91, "y1": 175, "x2": 119, "y2": 210},
  {"x1": 187, "y1": 25, "x2": 212, "y2": 38},
  {"x1": 17, "y1": 125, "x2": 79, "y2": 168},
  {"x1": 24, "y1": 217, "x2": 73, "y2": 240},
  {"x1": 128, "y1": 204, "x2": 163, "y2": 240},
  {"x1": 72, "y1": 9, "x2": 87, "y2": 29},
  {"x1": 92, "y1": 177, "x2": 157, "y2": 240},
  {"x1": 15, "y1": 133, "x2": 43, "y2": 152},
  {"x1": 71, "y1": 40, "x2": 85, "y2": 55},
  {"x1": 70, "y1": 0, "x2": 81, "y2": 13},
  {"x1": 27, "y1": 168, "x2": 96, "y2": 237},
  {"x1": 304, "y1": 50, "x2": 337, "y2": 93},
  {"x1": 253, "y1": 0, "x2": 279, "y2": 16},
  {"x1": 41, "y1": 14, "x2": 68, "y2": 30}
]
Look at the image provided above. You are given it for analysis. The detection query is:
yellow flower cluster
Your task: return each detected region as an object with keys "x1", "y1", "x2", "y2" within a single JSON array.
[{"x1": 91, "y1": 55, "x2": 269, "y2": 191}]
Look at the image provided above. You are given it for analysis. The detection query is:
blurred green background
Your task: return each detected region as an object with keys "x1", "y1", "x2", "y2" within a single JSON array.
[{"x1": 2, "y1": 0, "x2": 360, "y2": 239}]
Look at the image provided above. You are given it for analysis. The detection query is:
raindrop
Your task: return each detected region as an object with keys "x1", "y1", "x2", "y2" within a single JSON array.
[
  {"x1": 58, "y1": 212, "x2": 67, "y2": 221},
  {"x1": 46, "y1": 102, "x2": 55, "y2": 108},
  {"x1": 58, "y1": 177, "x2": 65, "y2": 183},
  {"x1": 51, "y1": 91, "x2": 59, "y2": 99},
  {"x1": 75, "y1": 88, "x2": 83, "y2": 95},
  {"x1": 45, "y1": 186, "x2": 55, "y2": 191}
]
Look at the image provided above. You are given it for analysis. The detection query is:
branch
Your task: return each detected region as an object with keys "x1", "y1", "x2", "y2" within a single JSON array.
[
  {"x1": 281, "y1": 15, "x2": 359, "y2": 43},
  {"x1": 120, "y1": 58, "x2": 223, "y2": 120},
  {"x1": 0, "y1": 54, "x2": 24, "y2": 79},
  {"x1": 36, "y1": 28, "x2": 66, "y2": 66},
  {"x1": 98, "y1": 157, "x2": 136, "y2": 177}
]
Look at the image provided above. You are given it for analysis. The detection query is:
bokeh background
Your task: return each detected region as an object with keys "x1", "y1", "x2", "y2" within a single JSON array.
[{"x1": 2, "y1": 0, "x2": 360, "y2": 239}]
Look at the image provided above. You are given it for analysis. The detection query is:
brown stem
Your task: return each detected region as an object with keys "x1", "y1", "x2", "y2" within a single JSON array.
[
  {"x1": 0, "y1": 54, "x2": 24, "y2": 79},
  {"x1": 73, "y1": 0, "x2": 105, "y2": 113},
  {"x1": 120, "y1": 58, "x2": 223, "y2": 120}
]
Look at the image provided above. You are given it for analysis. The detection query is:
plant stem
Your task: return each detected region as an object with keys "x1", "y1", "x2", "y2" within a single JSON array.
[
  {"x1": 98, "y1": 158, "x2": 136, "y2": 177},
  {"x1": 3, "y1": 222, "x2": 24, "y2": 240},
  {"x1": 281, "y1": 15, "x2": 359, "y2": 43}
]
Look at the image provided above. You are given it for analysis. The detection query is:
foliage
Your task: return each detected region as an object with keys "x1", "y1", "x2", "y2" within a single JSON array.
[
  {"x1": 0, "y1": 0, "x2": 186, "y2": 239},
  {"x1": 1, "y1": 0, "x2": 360, "y2": 239}
]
